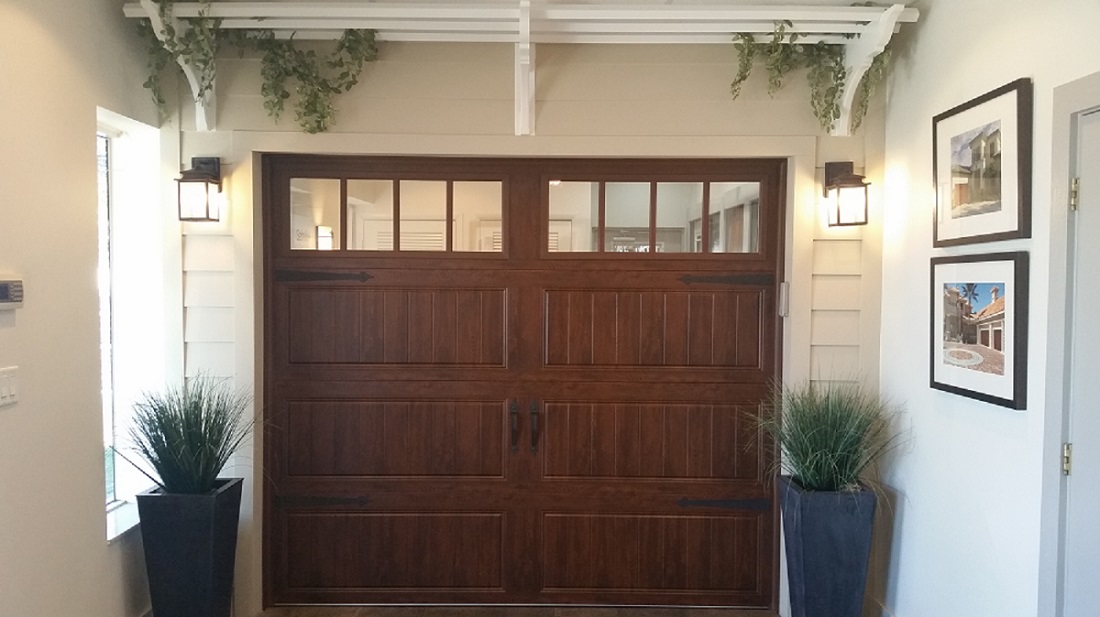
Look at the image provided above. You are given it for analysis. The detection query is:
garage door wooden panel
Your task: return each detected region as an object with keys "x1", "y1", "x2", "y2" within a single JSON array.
[
  {"x1": 541, "y1": 402, "x2": 760, "y2": 481},
  {"x1": 285, "y1": 401, "x2": 505, "y2": 477},
  {"x1": 288, "y1": 288, "x2": 507, "y2": 365},
  {"x1": 541, "y1": 513, "x2": 762, "y2": 594},
  {"x1": 544, "y1": 289, "x2": 765, "y2": 368},
  {"x1": 283, "y1": 512, "x2": 505, "y2": 590}
]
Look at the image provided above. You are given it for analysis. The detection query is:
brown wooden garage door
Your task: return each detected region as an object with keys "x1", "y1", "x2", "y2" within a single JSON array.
[{"x1": 262, "y1": 155, "x2": 784, "y2": 608}]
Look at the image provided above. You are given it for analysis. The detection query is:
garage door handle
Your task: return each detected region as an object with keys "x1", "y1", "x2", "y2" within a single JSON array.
[
  {"x1": 530, "y1": 401, "x2": 540, "y2": 453},
  {"x1": 509, "y1": 400, "x2": 520, "y2": 453}
]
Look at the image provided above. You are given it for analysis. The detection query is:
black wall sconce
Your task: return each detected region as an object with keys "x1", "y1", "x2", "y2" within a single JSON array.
[
  {"x1": 823, "y1": 161, "x2": 870, "y2": 227},
  {"x1": 177, "y1": 157, "x2": 222, "y2": 222}
]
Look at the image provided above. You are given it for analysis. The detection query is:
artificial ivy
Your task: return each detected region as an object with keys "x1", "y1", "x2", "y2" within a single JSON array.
[
  {"x1": 237, "y1": 29, "x2": 378, "y2": 133},
  {"x1": 729, "y1": 20, "x2": 889, "y2": 134},
  {"x1": 137, "y1": 0, "x2": 377, "y2": 133},
  {"x1": 802, "y1": 42, "x2": 846, "y2": 134},
  {"x1": 137, "y1": 0, "x2": 221, "y2": 122},
  {"x1": 137, "y1": 19, "x2": 175, "y2": 118},
  {"x1": 849, "y1": 49, "x2": 890, "y2": 133}
]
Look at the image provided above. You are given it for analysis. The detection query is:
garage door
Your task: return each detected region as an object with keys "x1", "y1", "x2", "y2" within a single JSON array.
[{"x1": 262, "y1": 155, "x2": 785, "y2": 608}]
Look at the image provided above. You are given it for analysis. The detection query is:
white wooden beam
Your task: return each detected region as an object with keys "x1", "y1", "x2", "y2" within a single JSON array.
[
  {"x1": 833, "y1": 3, "x2": 905, "y2": 137},
  {"x1": 139, "y1": 0, "x2": 215, "y2": 131},
  {"x1": 123, "y1": 3, "x2": 919, "y2": 44},
  {"x1": 515, "y1": 0, "x2": 535, "y2": 136},
  {"x1": 534, "y1": 5, "x2": 918, "y2": 22}
]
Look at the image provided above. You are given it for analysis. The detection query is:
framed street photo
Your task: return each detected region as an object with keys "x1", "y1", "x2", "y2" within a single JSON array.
[
  {"x1": 930, "y1": 252, "x2": 1028, "y2": 409},
  {"x1": 932, "y1": 78, "x2": 1033, "y2": 247}
]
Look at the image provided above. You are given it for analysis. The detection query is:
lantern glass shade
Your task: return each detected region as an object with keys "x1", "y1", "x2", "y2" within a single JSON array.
[
  {"x1": 176, "y1": 157, "x2": 222, "y2": 222},
  {"x1": 178, "y1": 180, "x2": 221, "y2": 221},
  {"x1": 824, "y1": 181, "x2": 869, "y2": 226}
]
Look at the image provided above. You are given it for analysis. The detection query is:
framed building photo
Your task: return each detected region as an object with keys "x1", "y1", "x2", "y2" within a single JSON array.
[
  {"x1": 930, "y1": 252, "x2": 1029, "y2": 409},
  {"x1": 932, "y1": 78, "x2": 1033, "y2": 247}
]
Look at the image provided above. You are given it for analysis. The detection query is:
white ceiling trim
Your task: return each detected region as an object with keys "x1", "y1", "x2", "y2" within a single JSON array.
[{"x1": 122, "y1": 1, "x2": 920, "y2": 135}]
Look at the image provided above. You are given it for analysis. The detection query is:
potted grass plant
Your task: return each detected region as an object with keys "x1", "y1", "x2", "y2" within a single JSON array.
[
  {"x1": 126, "y1": 376, "x2": 252, "y2": 617},
  {"x1": 756, "y1": 380, "x2": 900, "y2": 617}
]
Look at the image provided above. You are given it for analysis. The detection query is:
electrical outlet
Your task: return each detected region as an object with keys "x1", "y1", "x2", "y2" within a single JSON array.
[{"x1": 0, "y1": 366, "x2": 18, "y2": 407}]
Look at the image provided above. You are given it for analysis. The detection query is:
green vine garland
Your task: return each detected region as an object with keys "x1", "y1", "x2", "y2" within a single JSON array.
[
  {"x1": 137, "y1": 0, "x2": 221, "y2": 121},
  {"x1": 730, "y1": 20, "x2": 889, "y2": 134},
  {"x1": 235, "y1": 30, "x2": 378, "y2": 134},
  {"x1": 137, "y1": 0, "x2": 377, "y2": 133}
]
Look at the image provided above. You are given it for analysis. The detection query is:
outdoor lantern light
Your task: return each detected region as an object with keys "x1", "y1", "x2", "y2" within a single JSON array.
[
  {"x1": 823, "y1": 161, "x2": 870, "y2": 227},
  {"x1": 177, "y1": 157, "x2": 222, "y2": 221}
]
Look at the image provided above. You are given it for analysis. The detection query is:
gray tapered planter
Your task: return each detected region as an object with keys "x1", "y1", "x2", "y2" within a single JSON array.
[
  {"x1": 779, "y1": 475, "x2": 876, "y2": 617},
  {"x1": 136, "y1": 477, "x2": 243, "y2": 617}
]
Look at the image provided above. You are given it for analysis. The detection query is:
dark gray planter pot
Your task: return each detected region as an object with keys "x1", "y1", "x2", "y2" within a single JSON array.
[
  {"x1": 136, "y1": 477, "x2": 243, "y2": 617},
  {"x1": 779, "y1": 475, "x2": 876, "y2": 617}
]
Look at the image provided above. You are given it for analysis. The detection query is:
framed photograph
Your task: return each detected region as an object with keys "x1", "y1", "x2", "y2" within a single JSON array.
[
  {"x1": 933, "y1": 78, "x2": 1033, "y2": 247},
  {"x1": 930, "y1": 252, "x2": 1028, "y2": 409}
]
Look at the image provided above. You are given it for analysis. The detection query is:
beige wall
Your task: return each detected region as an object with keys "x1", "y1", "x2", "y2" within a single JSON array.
[
  {"x1": 0, "y1": 1, "x2": 162, "y2": 617},
  {"x1": 177, "y1": 40, "x2": 886, "y2": 615}
]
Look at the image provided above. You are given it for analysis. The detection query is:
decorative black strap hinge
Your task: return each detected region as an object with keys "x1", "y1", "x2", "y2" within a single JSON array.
[
  {"x1": 274, "y1": 269, "x2": 374, "y2": 283},
  {"x1": 678, "y1": 273, "x2": 774, "y2": 286}
]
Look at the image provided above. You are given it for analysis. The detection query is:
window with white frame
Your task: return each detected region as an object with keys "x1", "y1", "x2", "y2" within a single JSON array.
[{"x1": 96, "y1": 109, "x2": 174, "y2": 540}]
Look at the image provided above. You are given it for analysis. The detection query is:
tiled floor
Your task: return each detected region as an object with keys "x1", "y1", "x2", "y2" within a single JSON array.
[{"x1": 257, "y1": 608, "x2": 773, "y2": 617}]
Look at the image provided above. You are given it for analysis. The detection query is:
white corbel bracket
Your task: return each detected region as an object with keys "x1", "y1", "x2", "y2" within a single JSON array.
[
  {"x1": 515, "y1": 0, "x2": 535, "y2": 135},
  {"x1": 140, "y1": 0, "x2": 216, "y2": 131},
  {"x1": 832, "y1": 3, "x2": 904, "y2": 136}
]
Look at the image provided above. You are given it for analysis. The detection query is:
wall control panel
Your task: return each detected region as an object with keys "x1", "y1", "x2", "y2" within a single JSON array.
[
  {"x1": 0, "y1": 280, "x2": 23, "y2": 310},
  {"x1": 0, "y1": 367, "x2": 18, "y2": 407}
]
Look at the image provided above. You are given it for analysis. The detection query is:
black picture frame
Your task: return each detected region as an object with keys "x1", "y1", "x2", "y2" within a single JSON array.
[
  {"x1": 930, "y1": 252, "x2": 1029, "y2": 409},
  {"x1": 932, "y1": 78, "x2": 1033, "y2": 247}
]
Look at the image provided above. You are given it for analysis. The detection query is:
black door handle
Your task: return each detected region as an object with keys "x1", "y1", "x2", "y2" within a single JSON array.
[
  {"x1": 529, "y1": 401, "x2": 540, "y2": 453},
  {"x1": 509, "y1": 400, "x2": 520, "y2": 453}
]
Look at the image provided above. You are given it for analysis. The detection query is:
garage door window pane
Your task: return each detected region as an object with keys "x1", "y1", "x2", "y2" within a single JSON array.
[
  {"x1": 604, "y1": 182, "x2": 651, "y2": 252},
  {"x1": 710, "y1": 182, "x2": 761, "y2": 253},
  {"x1": 656, "y1": 182, "x2": 703, "y2": 253},
  {"x1": 291, "y1": 179, "x2": 342, "y2": 250},
  {"x1": 347, "y1": 180, "x2": 394, "y2": 250},
  {"x1": 454, "y1": 181, "x2": 503, "y2": 252},
  {"x1": 400, "y1": 180, "x2": 447, "y2": 252},
  {"x1": 548, "y1": 181, "x2": 596, "y2": 252}
]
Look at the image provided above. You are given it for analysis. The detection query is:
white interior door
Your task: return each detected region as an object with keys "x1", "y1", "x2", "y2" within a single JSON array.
[{"x1": 1063, "y1": 108, "x2": 1100, "y2": 617}]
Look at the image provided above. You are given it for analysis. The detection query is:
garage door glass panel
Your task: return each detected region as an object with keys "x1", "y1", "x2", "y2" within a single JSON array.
[
  {"x1": 604, "y1": 182, "x2": 652, "y2": 252},
  {"x1": 290, "y1": 178, "x2": 341, "y2": 250},
  {"x1": 710, "y1": 182, "x2": 761, "y2": 253},
  {"x1": 656, "y1": 182, "x2": 704, "y2": 253},
  {"x1": 400, "y1": 180, "x2": 447, "y2": 251},
  {"x1": 454, "y1": 181, "x2": 503, "y2": 252},
  {"x1": 347, "y1": 179, "x2": 394, "y2": 250},
  {"x1": 548, "y1": 181, "x2": 597, "y2": 252}
]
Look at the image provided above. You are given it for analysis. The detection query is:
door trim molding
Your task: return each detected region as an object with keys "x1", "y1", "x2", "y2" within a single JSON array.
[{"x1": 1045, "y1": 70, "x2": 1100, "y2": 617}]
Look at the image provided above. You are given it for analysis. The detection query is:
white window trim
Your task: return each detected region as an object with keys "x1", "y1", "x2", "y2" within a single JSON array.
[{"x1": 97, "y1": 108, "x2": 175, "y2": 541}]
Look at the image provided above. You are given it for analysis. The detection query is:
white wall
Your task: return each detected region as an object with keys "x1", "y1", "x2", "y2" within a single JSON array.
[
  {"x1": 880, "y1": 1, "x2": 1100, "y2": 616},
  {"x1": 0, "y1": 1, "x2": 161, "y2": 617}
]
